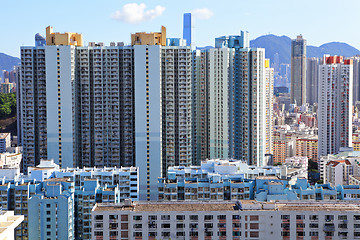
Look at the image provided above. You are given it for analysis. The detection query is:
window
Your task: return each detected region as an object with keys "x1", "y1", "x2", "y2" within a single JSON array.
[
  {"x1": 355, "y1": 224, "x2": 360, "y2": 228},
  {"x1": 189, "y1": 223, "x2": 198, "y2": 229},
  {"x1": 296, "y1": 223, "x2": 305, "y2": 228},
  {"x1": 109, "y1": 215, "x2": 118, "y2": 220},
  {"x1": 46, "y1": 211, "x2": 50, "y2": 215},
  {"x1": 204, "y1": 215, "x2": 213, "y2": 221},
  {"x1": 250, "y1": 223, "x2": 259, "y2": 229},
  {"x1": 94, "y1": 231, "x2": 103, "y2": 236},
  {"x1": 133, "y1": 232, "x2": 142, "y2": 237},
  {"x1": 46, "y1": 204, "x2": 50, "y2": 208},
  {"x1": 250, "y1": 232, "x2": 259, "y2": 237},
  {"x1": 95, "y1": 215, "x2": 103, "y2": 220},
  {"x1": 218, "y1": 215, "x2": 226, "y2": 220},
  {"x1": 233, "y1": 215, "x2": 240, "y2": 220},
  {"x1": 233, "y1": 222, "x2": 240, "y2": 228},
  {"x1": 176, "y1": 215, "x2": 185, "y2": 221},
  {"x1": 281, "y1": 232, "x2": 290, "y2": 236},
  {"x1": 281, "y1": 215, "x2": 290, "y2": 220},
  {"x1": 148, "y1": 215, "x2": 157, "y2": 221},
  {"x1": 296, "y1": 232, "x2": 305, "y2": 236},
  {"x1": 190, "y1": 215, "x2": 198, "y2": 221},
  {"x1": 133, "y1": 224, "x2": 142, "y2": 229},
  {"x1": 133, "y1": 215, "x2": 142, "y2": 221},
  {"x1": 338, "y1": 215, "x2": 347, "y2": 220},
  {"x1": 176, "y1": 232, "x2": 185, "y2": 237},
  {"x1": 205, "y1": 223, "x2": 213, "y2": 228},
  {"x1": 309, "y1": 232, "x2": 318, "y2": 236},
  {"x1": 296, "y1": 215, "x2": 305, "y2": 220},
  {"x1": 218, "y1": 223, "x2": 226, "y2": 228},
  {"x1": 309, "y1": 223, "x2": 318, "y2": 228},
  {"x1": 161, "y1": 232, "x2": 170, "y2": 237},
  {"x1": 309, "y1": 215, "x2": 318, "y2": 221},
  {"x1": 161, "y1": 224, "x2": 170, "y2": 228},
  {"x1": 161, "y1": 215, "x2": 170, "y2": 220},
  {"x1": 176, "y1": 223, "x2": 185, "y2": 229}
]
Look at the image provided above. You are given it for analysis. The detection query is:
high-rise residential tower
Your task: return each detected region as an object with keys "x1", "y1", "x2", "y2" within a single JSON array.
[
  {"x1": 318, "y1": 56, "x2": 353, "y2": 159},
  {"x1": 192, "y1": 32, "x2": 268, "y2": 166},
  {"x1": 350, "y1": 56, "x2": 360, "y2": 104},
  {"x1": 265, "y1": 59, "x2": 274, "y2": 154},
  {"x1": 290, "y1": 35, "x2": 306, "y2": 106},
  {"x1": 20, "y1": 26, "x2": 192, "y2": 201},
  {"x1": 306, "y1": 57, "x2": 320, "y2": 105}
]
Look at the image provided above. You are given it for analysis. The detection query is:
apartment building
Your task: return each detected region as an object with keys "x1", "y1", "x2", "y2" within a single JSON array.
[
  {"x1": 320, "y1": 150, "x2": 360, "y2": 186},
  {"x1": 0, "y1": 211, "x2": 24, "y2": 240},
  {"x1": 296, "y1": 136, "x2": 318, "y2": 163},
  {"x1": 265, "y1": 59, "x2": 274, "y2": 155},
  {"x1": 318, "y1": 56, "x2": 353, "y2": 159},
  {"x1": 91, "y1": 200, "x2": 360, "y2": 240},
  {"x1": 0, "y1": 160, "x2": 138, "y2": 239},
  {"x1": 291, "y1": 35, "x2": 307, "y2": 105},
  {"x1": 0, "y1": 133, "x2": 11, "y2": 153}
]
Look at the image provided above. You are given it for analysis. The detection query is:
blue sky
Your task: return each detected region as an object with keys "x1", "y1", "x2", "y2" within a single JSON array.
[{"x1": 1, "y1": 0, "x2": 359, "y2": 57}]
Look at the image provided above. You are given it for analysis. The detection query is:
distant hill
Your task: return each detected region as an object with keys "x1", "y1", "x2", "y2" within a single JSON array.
[
  {"x1": 0, "y1": 52, "x2": 20, "y2": 73},
  {"x1": 250, "y1": 35, "x2": 360, "y2": 65}
]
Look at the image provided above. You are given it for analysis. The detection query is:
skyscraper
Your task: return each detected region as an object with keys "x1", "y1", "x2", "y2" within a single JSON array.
[
  {"x1": 20, "y1": 26, "x2": 192, "y2": 201},
  {"x1": 265, "y1": 59, "x2": 274, "y2": 155},
  {"x1": 183, "y1": 13, "x2": 194, "y2": 46},
  {"x1": 192, "y1": 31, "x2": 269, "y2": 166},
  {"x1": 306, "y1": 57, "x2": 320, "y2": 105},
  {"x1": 290, "y1": 35, "x2": 306, "y2": 106},
  {"x1": 350, "y1": 56, "x2": 360, "y2": 104},
  {"x1": 318, "y1": 56, "x2": 353, "y2": 158}
]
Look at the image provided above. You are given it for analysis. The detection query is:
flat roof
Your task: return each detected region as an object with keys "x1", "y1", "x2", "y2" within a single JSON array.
[{"x1": 93, "y1": 201, "x2": 360, "y2": 212}]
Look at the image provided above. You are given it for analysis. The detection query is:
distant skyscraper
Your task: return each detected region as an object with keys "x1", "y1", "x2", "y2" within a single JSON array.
[
  {"x1": 290, "y1": 35, "x2": 306, "y2": 105},
  {"x1": 183, "y1": 13, "x2": 194, "y2": 46},
  {"x1": 350, "y1": 56, "x2": 360, "y2": 104},
  {"x1": 35, "y1": 33, "x2": 46, "y2": 47},
  {"x1": 306, "y1": 57, "x2": 320, "y2": 105},
  {"x1": 318, "y1": 56, "x2": 353, "y2": 158}
]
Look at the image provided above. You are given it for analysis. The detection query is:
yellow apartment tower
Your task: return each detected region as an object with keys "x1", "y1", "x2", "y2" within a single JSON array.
[
  {"x1": 46, "y1": 26, "x2": 83, "y2": 46},
  {"x1": 131, "y1": 26, "x2": 166, "y2": 46}
]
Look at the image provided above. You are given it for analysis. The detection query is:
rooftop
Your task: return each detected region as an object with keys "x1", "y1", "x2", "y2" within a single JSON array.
[
  {"x1": 0, "y1": 133, "x2": 9, "y2": 139},
  {"x1": 93, "y1": 201, "x2": 360, "y2": 212}
]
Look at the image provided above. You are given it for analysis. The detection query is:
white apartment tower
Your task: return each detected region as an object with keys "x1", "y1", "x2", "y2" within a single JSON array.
[
  {"x1": 192, "y1": 32, "x2": 268, "y2": 166},
  {"x1": 265, "y1": 60, "x2": 274, "y2": 154},
  {"x1": 318, "y1": 56, "x2": 353, "y2": 158}
]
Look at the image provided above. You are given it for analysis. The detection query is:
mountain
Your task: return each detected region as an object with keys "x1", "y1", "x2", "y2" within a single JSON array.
[
  {"x1": 0, "y1": 52, "x2": 20, "y2": 73},
  {"x1": 250, "y1": 35, "x2": 360, "y2": 65}
]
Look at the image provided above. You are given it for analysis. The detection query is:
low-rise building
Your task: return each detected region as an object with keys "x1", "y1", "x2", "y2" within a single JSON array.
[
  {"x1": 91, "y1": 200, "x2": 360, "y2": 240},
  {"x1": 0, "y1": 211, "x2": 24, "y2": 240},
  {"x1": 158, "y1": 159, "x2": 307, "y2": 201}
]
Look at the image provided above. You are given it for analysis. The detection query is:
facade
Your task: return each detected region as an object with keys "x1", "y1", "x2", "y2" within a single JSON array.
[
  {"x1": 131, "y1": 26, "x2": 166, "y2": 46},
  {"x1": 0, "y1": 133, "x2": 10, "y2": 153},
  {"x1": 351, "y1": 56, "x2": 360, "y2": 104},
  {"x1": 265, "y1": 60, "x2": 274, "y2": 154},
  {"x1": 320, "y1": 150, "x2": 360, "y2": 185},
  {"x1": 0, "y1": 160, "x2": 139, "y2": 240},
  {"x1": 296, "y1": 136, "x2": 318, "y2": 163},
  {"x1": 0, "y1": 152, "x2": 22, "y2": 169},
  {"x1": 0, "y1": 211, "x2": 24, "y2": 240},
  {"x1": 192, "y1": 32, "x2": 268, "y2": 166},
  {"x1": 290, "y1": 35, "x2": 307, "y2": 105},
  {"x1": 273, "y1": 137, "x2": 296, "y2": 164},
  {"x1": 158, "y1": 159, "x2": 307, "y2": 202},
  {"x1": 306, "y1": 57, "x2": 319, "y2": 105},
  {"x1": 318, "y1": 56, "x2": 353, "y2": 159},
  {"x1": 28, "y1": 179, "x2": 75, "y2": 240},
  {"x1": 183, "y1": 13, "x2": 194, "y2": 46},
  {"x1": 0, "y1": 78, "x2": 16, "y2": 93},
  {"x1": 19, "y1": 27, "x2": 192, "y2": 201},
  {"x1": 91, "y1": 200, "x2": 360, "y2": 240}
]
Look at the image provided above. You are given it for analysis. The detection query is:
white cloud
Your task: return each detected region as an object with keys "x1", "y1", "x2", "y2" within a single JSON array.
[
  {"x1": 191, "y1": 8, "x2": 214, "y2": 20},
  {"x1": 111, "y1": 3, "x2": 165, "y2": 24}
]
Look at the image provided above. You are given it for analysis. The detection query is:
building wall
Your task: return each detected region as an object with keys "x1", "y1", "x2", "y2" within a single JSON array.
[
  {"x1": 45, "y1": 46, "x2": 75, "y2": 168},
  {"x1": 290, "y1": 35, "x2": 307, "y2": 105},
  {"x1": 318, "y1": 59, "x2": 353, "y2": 158}
]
